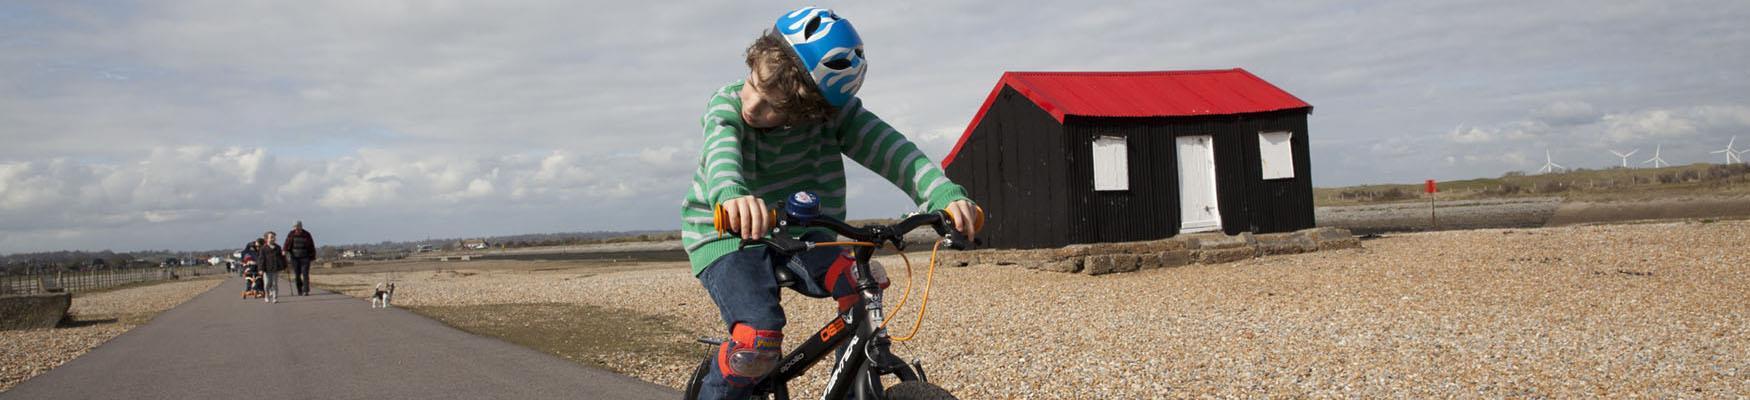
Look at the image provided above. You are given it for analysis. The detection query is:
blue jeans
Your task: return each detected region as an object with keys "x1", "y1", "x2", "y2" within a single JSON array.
[
  {"x1": 695, "y1": 231, "x2": 850, "y2": 400},
  {"x1": 263, "y1": 271, "x2": 279, "y2": 298}
]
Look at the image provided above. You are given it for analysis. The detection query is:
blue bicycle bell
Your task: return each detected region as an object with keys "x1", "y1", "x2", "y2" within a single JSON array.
[{"x1": 785, "y1": 191, "x2": 821, "y2": 225}]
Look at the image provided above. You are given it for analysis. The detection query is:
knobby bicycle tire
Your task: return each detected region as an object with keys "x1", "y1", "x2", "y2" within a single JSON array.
[{"x1": 884, "y1": 381, "x2": 958, "y2": 400}]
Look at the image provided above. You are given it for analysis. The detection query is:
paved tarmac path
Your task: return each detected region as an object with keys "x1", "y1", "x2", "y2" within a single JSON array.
[{"x1": 2, "y1": 278, "x2": 676, "y2": 399}]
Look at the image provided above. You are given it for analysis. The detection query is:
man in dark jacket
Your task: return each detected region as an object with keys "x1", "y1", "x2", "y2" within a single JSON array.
[
  {"x1": 284, "y1": 221, "x2": 317, "y2": 296},
  {"x1": 259, "y1": 232, "x2": 288, "y2": 303}
]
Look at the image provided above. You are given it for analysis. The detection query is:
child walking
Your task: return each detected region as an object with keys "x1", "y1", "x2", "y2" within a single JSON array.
[{"x1": 257, "y1": 232, "x2": 287, "y2": 303}]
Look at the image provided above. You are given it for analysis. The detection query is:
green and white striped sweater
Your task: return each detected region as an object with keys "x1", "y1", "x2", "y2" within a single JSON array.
[{"x1": 680, "y1": 81, "x2": 969, "y2": 276}]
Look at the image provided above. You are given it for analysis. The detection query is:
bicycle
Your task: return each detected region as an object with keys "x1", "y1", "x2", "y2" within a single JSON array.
[{"x1": 682, "y1": 192, "x2": 981, "y2": 400}]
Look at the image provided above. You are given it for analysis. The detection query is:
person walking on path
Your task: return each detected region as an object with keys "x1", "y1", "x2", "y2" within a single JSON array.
[
  {"x1": 284, "y1": 221, "x2": 317, "y2": 296},
  {"x1": 258, "y1": 232, "x2": 288, "y2": 303}
]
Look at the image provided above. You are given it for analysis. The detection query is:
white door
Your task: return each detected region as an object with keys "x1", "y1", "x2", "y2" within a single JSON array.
[{"x1": 1177, "y1": 135, "x2": 1221, "y2": 233}]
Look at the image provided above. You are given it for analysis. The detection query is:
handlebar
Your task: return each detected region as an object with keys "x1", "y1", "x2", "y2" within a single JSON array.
[{"x1": 713, "y1": 202, "x2": 984, "y2": 253}]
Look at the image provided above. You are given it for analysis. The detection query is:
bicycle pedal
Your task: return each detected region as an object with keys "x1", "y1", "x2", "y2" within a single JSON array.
[{"x1": 696, "y1": 337, "x2": 726, "y2": 346}]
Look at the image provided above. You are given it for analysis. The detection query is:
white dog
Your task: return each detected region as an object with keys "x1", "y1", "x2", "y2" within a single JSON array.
[{"x1": 370, "y1": 282, "x2": 395, "y2": 308}]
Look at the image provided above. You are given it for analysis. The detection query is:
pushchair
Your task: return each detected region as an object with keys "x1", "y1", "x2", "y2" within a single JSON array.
[{"x1": 241, "y1": 258, "x2": 263, "y2": 299}]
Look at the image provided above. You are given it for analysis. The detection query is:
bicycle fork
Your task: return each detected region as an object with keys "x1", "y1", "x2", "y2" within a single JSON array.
[{"x1": 843, "y1": 247, "x2": 918, "y2": 399}]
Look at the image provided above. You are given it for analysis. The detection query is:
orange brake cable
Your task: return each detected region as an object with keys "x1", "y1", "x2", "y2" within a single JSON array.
[{"x1": 886, "y1": 238, "x2": 946, "y2": 342}]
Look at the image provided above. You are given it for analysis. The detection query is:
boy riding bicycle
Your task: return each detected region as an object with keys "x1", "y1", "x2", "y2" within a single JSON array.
[{"x1": 679, "y1": 7, "x2": 980, "y2": 400}]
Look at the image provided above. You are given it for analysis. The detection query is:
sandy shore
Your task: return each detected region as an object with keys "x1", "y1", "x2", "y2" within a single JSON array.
[
  {"x1": 0, "y1": 278, "x2": 223, "y2": 392},
  {"x1": 311, "y1": 220, "x2": 1749, "y2": 398}
]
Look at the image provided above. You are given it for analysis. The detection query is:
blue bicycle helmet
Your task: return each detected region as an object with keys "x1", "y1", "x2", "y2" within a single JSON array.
[{"x1": 774, "y1": 7, "x2": 865, "y2": 108}]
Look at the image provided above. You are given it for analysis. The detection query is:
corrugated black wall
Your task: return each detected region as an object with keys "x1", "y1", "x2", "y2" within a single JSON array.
[
  {"x1": 1070, "y1": 110, "x2": 1313, "y2": 240},
  {"x1": 1214, "y1": 109, "x2": 1315, "y2": 235},
  {"x1": 1061, "y1": 117, "x2": 1180, "y2": 244},
  {"x1": 944, "y1": 85, "x2": 1314, "y2": 249},
  {"x1": 943, "y1": 87, "x2": 1071, "y2": 249}
]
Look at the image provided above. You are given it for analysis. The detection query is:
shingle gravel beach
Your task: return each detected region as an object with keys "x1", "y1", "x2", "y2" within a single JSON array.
[
  {"x1": 319, "y1": 220, "x2": 1748, "y2": 398},
  {"x1": 0, "y1": 278, "x2": 222, "y2": 392}
]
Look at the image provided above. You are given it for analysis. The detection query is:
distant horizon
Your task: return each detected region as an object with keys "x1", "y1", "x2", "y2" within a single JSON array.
[{"x1": 10, "y1": 161, "x2": 1742, "y2": 257}]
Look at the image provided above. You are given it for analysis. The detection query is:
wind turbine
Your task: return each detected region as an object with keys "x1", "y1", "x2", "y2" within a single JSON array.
[
  {"x1": 1642, "y1": 144, "x2": 1669, "y2": 168},
  {"x1": 1537, "y1": 149, "x2": 1564, "y2": 174},
  {"x1": 1710, "y1": 136, "x2": 1743, "y2": 164},
  {"x1": 1609, "y1": 149, "x2": 1639, "y2": 168}
]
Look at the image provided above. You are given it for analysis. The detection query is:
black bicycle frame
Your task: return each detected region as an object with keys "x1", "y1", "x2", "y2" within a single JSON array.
[
  {"x1": 748, "y1": 244, "x2": 911, "y2": 400},
  {"x1": 713, "y1": 208, "x2": 971, "y2": 400}
]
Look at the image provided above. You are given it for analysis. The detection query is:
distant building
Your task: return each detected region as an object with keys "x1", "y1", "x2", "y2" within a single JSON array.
[
  {"x1": 942, "y1": 69, "x2": 1316, "y2": 249},
  {"x1": 341, "y1": 249, "x2": 369, "y2": 259}
]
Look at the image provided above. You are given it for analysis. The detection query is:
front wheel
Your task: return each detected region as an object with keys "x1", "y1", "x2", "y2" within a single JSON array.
[
  {"x1": 885, "y1": 381, "x2": 958, "y2": 400},
  {"x1": 682, "y1": 355, "x2": 710, "y2": 400}
]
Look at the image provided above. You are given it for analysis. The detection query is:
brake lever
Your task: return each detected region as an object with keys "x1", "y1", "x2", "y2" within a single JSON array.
[
  {"x1": 942, "y1": 231, "x2": 978, "y2": 251},
  {"x1": 932, "y1": 210, "x2": 981, "y2": 251},
  {"x1": 755, "y1": 234, "x2": 812, "y2": 254}
]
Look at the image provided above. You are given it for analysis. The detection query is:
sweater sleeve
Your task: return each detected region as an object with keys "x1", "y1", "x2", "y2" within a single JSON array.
[
  {"x1": 700, "y1": 93, "x2": 752, "y2": 206},
  {"x1": 832, "y1": 100, "x2": 969, "y2": 212}
]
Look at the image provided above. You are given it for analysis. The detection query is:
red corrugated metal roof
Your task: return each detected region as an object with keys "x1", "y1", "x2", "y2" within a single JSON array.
[
  {"x1": 1008, "y1": 68, "x2": 1311, "y2": 120},
  {"x1": 942, "y1": 68, "x2": 1310, "y2": 168}
]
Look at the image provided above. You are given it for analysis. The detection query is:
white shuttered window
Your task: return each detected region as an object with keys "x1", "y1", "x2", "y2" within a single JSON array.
[
  {"x1": 1259, "y1": 131, "x2": 1295, "y2": 180},
  {"x1": 1092, "y1": 135, "x2": 1129, "y2": 191}
]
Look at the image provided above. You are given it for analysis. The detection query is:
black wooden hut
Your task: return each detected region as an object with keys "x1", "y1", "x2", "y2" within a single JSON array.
[{"x1": 941, "y1": 69, "x2": 1315, "y2": 249}]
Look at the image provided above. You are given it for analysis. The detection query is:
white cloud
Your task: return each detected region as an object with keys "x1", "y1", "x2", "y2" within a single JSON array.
[
  {"x1": 1446, "y1": 125, "x2": 1497, "y2": 144},
  {"x1": 1598, "y1": 105, "x2": 1750, "y2": 143},
  {"x1": 1444, "y1": 121, "x2": 1545, "y2": 144},
  {"x1": 1531, "y1": 100, "x2": 1599, "y2": 127},
  {"x1": 1604, "y1": 109, "x2": 1699, "y2": 141},
  {"x1": 317, "y1": 174, "x2": 403, "y2": 209},
  {"x1": 1697, "y1": 105, "x2": 1750, "y2": 127},
  {"x1": 0, "y1": 144, "x2": 691, "y2": 252}
]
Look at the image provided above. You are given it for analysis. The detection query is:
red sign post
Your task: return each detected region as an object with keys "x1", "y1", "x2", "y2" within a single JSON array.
[{"x1": 1426, "y1": 179, "x2": 1437, "y2": 228}]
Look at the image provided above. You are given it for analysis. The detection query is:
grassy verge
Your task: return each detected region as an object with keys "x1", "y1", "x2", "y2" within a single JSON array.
[
  {"x1": 403, "y1": 303, "x2": 700, "y2": 375},
  {"x1": 1316, "y1": 163, "x2": 1750, "y2": 206}
]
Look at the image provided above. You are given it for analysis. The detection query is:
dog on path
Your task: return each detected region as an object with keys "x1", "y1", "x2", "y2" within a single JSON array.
[{"x1": 370, "y1": 282, "x2": 395, "y2": 308}]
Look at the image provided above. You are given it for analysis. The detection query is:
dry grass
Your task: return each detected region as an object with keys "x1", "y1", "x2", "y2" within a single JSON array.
[{"x1": 316, "y1": 221, "x2": 1748, "y2": 398}]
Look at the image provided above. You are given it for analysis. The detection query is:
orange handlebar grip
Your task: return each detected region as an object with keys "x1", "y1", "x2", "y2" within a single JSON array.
[
  {"x1": 945, "y1": 205, "x2": 987, "y2": 231},
  {"x1": 712, "y1": 203, "x2": 780, "y2": 236},
  {"x1": 713, "y1": 204, "x2": 728, "y2": 235}
]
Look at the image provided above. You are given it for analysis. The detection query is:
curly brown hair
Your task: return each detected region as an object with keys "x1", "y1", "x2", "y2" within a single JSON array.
[{"x1": 745, "y1": 30, "x2": 836, "y2": 124}]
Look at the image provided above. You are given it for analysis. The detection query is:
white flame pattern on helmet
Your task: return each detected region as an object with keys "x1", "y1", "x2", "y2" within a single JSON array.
[
  {"x1": 781, "y1": 7, "x2": 836, "y2": 44},
  {"x1": 813, "y1": 46, "x2": 865, "y2": 97}
]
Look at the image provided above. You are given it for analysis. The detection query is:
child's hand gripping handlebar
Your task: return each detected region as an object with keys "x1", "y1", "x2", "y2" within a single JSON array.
[
  {"x1": 713, "y1": 193, "x2": 985, "y2": 252},
  {"x1": 712, "y1": 192, "x2": 985, "y2": 347}
]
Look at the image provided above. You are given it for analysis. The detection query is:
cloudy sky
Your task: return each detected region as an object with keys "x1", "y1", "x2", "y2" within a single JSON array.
[{"x1": 3, "y1": 1, "x2": 1747, "y2": 254}]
